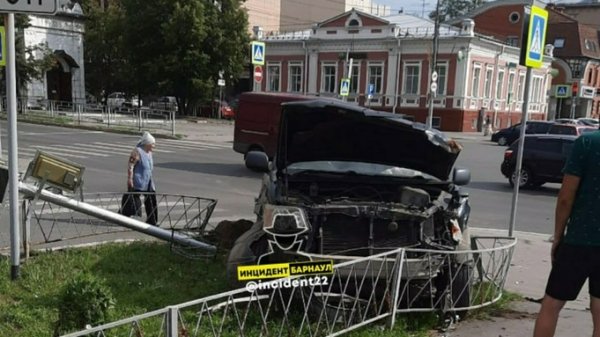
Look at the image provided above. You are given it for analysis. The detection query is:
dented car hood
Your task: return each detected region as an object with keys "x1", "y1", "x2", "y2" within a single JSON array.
[{"x1": 276, "y1": 100, "x2": 462, "y2": 181}]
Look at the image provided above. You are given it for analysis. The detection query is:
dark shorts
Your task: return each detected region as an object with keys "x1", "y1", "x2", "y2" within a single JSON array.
[{"x1": 545, "y1": 243, "x2": 600, "y2": 301}]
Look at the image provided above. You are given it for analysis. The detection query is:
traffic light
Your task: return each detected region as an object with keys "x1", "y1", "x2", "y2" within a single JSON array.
[{"x1": 572, "y1": 82, "x2": 578, "y2": 97}]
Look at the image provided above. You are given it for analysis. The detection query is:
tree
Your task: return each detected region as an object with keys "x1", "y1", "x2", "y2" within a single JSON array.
[
  {"x1": 119, "y1": 0, "x2": 250, "y2": 115},
  {"x1": 429, "y1": 0, "x2": 486, "y2": 23},
  {"x1": 80, "y1": 0, "x2": 130, "y2": 101}
]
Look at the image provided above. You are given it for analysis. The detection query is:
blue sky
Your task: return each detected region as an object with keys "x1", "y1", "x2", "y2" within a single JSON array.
[{"x1": 376, "y1": 0, "x2": 584, "y2": 18}]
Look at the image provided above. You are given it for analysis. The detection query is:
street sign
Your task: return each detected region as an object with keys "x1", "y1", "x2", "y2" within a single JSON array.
[
  {"x1": 521, "y1": 5, "x2": 548, "y2": 68},
  {"x1": 251, "y1": 41, "x2": 265, "y2": 65},
  {"x1": 217, "y1": 79, "x2": 226, "y2": 87},
  {"x1": 0, "y1": 0, "x2": 58, "y2": 14},
  {"x1": 253, "y1": 65, "x2": 263, "y2": 83},
  {"x1": 340, "y1": 78, "x2": 350, "y2": 97},
  {"x1": 368, "y1": 84, "x2": 375, "y2": 99},
  {"x1": 555, "y1": 85, "x2": 570, "y2": 98},
  {"x1": 0, "y1": 27, "x2": 5, "y2": 67}
]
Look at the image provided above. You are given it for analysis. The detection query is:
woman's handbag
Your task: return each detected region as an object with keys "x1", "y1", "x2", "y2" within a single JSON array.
[{"x1": 119, "y1": 187, "x2": 142, "y2": 217}]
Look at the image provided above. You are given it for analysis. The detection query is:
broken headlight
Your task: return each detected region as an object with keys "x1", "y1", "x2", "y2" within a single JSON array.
[{"x1": 263, "y1": 205, "x2": 309, "y2": 236}]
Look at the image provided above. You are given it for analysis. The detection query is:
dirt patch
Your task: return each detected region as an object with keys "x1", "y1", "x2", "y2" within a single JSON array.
[{"x1": 212, "y1": 219, "x2": 254, "y2": 249}]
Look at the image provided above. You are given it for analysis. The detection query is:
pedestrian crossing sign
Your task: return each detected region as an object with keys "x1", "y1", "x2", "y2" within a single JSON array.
[
  {"x1": 340, "y1": 78, "x2": 350, "y2": 97},
  {"x1": 523, "y1": 5, "x2": 548, "y2": 69},
  {"x1": 555, "y1": 85, "x2": 570, "y2": 98},
  {"x1": 251, "y1": 41, "x2": 265, "y2": 65}
]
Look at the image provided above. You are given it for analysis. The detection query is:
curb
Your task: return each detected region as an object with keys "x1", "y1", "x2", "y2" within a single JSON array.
[{"x1": 14, "y1": 116, "x2": 180, "y2": 140}]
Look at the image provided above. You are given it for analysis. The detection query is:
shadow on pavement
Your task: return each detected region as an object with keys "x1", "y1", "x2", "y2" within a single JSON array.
[
  {"x1": 466, "y1": 181, "x2": 560, "y2": 196},
  {"x1": 156, "y1": 162, "x2": 263, "y2": 178}
]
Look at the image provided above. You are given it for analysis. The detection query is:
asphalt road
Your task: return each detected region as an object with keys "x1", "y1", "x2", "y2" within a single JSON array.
[{"x1": 0, "y1": 122, "x2": 558, "y2": 249}]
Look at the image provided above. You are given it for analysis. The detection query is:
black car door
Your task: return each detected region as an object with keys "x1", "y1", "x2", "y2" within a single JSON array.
[{"x1": 535, "y1": 138, "x2": 566, "y2": 180}]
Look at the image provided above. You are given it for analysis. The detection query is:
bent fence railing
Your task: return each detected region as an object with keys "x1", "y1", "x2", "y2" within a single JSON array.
[
  {"x1": 0, "y1": 190, "x2": 218, "y2": 257},
  {"x1": 61, "y1": 236, "x2": 516, "y2": 337}
]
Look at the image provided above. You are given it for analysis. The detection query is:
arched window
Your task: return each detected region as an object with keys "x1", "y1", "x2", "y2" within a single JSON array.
[{"x1": 348, "y1": 19, "x2": 360, "y2": 27}]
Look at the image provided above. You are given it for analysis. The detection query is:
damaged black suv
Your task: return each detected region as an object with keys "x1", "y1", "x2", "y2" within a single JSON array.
[{"x1": 227, "y1": 100, "x2": 472, "y2": 306}]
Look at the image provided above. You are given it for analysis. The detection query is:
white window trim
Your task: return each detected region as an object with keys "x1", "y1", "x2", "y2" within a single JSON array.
[
  {"x1": 345, "y1": 62, "x2": 361, "y2": 102},
  {"x1": 287, "y1": 61, "x2": 303, "y2": 93},
  {"x1": 470, "y1": 63, "x2": 482, "y2": 109},
  {"x1": 266, "y1": 62, "x2": 281, "y2": 92},
  {"x1": 484, "y1": 66, "x2": 494, "y2": 99},
  {"x1": 367, "y1": 61, "x2": 385, "y2": 105},
  {"x1": 320, "y1": 62, "x2": 338, "y2": 94},
  {"x1": 495, "y1": 68, "x2": 505, "y2": 101},
  {"x1": 402, "y1": 61, "x2": 421, "y2": 107},
  {"x1": 433, "y1": 61, "x2": 449, "y2": 96}
]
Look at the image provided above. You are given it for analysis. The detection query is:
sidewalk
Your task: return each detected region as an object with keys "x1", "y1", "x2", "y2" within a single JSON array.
[{"x1": 448, "y1": 228, "x2": 593, "y2": 337}]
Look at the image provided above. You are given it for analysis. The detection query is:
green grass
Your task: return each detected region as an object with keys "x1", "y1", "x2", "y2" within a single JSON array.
[
  {"x1": 0, "y1": 242, "x2": 228, "y2": 337},
  {"x1": 0, "y1": 243, "x2": 521, "y2": 337}
]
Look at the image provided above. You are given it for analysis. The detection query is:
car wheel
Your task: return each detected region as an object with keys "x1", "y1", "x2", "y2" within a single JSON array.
[
  {"x1": 509, "y1": 167, "x2": 533, "y2": 188},
  {"x1": 497, "y1": 136, "x2": 508, "y2": 146},
  {"x1": 450, "y1": 262, "x2": 472, "y2": 316}
]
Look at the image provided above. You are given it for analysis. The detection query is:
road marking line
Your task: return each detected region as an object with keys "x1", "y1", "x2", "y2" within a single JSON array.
[
  {"x1": 30, "y1": 147, "x2": 87, "y2": 159},
  {"x1": 92, "y1": 142, "x2": 174, "y2": 153},
  {"x1": 161, "y1": 139, "x2": 231, "y2": 148},
  {"x1": 72, "y1": 144, "x2": 132, "y2": 156},
  {"x1": 35, "y1": 145, "x2": 109, "y2": 157}
]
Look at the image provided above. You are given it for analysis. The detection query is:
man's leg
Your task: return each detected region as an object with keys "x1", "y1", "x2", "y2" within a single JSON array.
[
  {"x1": 592, "y1": 296, "x2": 600, "y2": 337},
  {"x1": 533, "y1": 295, "x2": 566, "y2": 337}
]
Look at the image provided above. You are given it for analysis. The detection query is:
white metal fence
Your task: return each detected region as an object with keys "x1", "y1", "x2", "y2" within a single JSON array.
[
  {"x1": 0, "y1": 97, "x2": 177, "y2": 136},
  {"x1": 60, "y1": 236, "x2": 516, "y2": 337}
]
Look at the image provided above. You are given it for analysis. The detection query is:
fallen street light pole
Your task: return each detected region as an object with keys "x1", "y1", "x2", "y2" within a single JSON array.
[{"x1": 18, "y1": 182, "x2": 218, "y2": 253}]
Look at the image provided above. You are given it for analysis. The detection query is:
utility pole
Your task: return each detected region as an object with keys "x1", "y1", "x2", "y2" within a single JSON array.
[{"x1": 426, "y1": 0, "x2": 441, "y2": 128}]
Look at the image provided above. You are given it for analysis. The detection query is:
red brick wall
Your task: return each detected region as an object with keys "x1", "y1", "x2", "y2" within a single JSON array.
[
  {"x1": 321, "y1": 13, "x2": 387, "y2": 28},
  {"x1": 472, "y1": 5, "x2": 525, "y2": 43}
]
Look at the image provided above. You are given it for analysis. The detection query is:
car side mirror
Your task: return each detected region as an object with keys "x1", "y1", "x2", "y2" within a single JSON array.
[
  {"x1": 245, "y1": 151, "x2": 270, "y2": 172},
  {"x1": 452, "y1": 167, "x2": 471, "y2": 186}
]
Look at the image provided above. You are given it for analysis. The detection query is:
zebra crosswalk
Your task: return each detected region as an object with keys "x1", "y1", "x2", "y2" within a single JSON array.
[{"x1": 1, "y1": 139, "x2": 232, "y2": 161}]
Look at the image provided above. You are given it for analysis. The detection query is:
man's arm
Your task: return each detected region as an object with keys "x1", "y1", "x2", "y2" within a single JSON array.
[
  {"x1": 553, "y1": 174, "x2": 580, "y2": 260},
  {"x1": 127, "y1": 149, "x2": 139, "y2": 188}
]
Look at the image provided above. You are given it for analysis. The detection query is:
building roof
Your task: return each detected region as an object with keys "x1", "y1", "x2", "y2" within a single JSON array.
[
  {"x1": 384, "y1": 12, "x2": 462, "y2": 37},
  {"x1": 263, "y1": 8, "x2": 463, "y2": 41}
]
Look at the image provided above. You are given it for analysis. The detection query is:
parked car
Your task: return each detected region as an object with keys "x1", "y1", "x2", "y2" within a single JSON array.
[
  {"x1": 490, "y1": 121, "x2": 554, "y2": 146},
  {"x1": 123, "y1": 95, "x2": 142, "y2": 108},
  {"x1": 501, "y1": 134, "x2": 577, "y2": 188},
  {"x1": 199, "y1": 99, "x2": 235, "y2": 119},
  {"x1": 227, "y1": 99, "x2": 473, "y2": 309},
  {"x1": 553, "y1": 118, "x2": 579, "y2": 124},
  {"x1": 547, "y1": 123, "x2": 596, "y2": 136},
  {"x1": 577, "y1": 117, "x2": 599, "y2": 127},
  {"x1": 149, "y1": 96, "x2": 178, "y2": 112},
  {"x1": 106, "y1": 92, "x2": 126, "y2": 108}
]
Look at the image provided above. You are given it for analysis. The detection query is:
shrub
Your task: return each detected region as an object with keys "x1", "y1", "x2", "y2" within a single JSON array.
[{"x1": 54, "y1": 274, "x2": 115, "y2": 336}]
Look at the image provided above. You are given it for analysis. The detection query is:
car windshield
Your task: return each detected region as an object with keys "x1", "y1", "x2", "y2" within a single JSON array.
[{"x1": 287, "y1": 161, "x2": 441, "y2": 181}]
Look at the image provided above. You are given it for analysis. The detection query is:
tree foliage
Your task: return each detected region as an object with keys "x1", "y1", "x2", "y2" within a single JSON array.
[
  {"x1": 81, "y1": 1, "x2": 130, "y2": 100},
  {"x1": 429, "y1": 0, "x2": 486, "y2": 23},
  {"x1": 83, "y1": 0, "x2": 250, "y2": 114}
]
